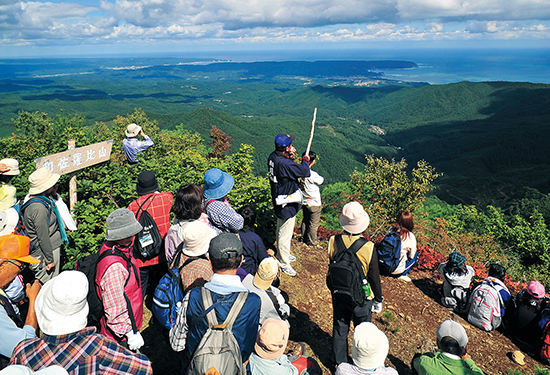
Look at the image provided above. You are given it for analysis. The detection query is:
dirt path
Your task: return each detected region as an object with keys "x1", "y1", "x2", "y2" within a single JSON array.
[{"x1": 282, "y1": 241, "x2": 547, "y2": 375}]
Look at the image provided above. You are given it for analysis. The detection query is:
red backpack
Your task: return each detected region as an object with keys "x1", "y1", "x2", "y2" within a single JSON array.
[{"x1": 541, "y1": 320, "x2": 550, "y2": 364}]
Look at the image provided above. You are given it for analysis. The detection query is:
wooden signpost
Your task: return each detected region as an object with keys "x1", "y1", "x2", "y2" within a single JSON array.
[{"x1": 35, "y1": 139, "x2": 113, "y2": 211}]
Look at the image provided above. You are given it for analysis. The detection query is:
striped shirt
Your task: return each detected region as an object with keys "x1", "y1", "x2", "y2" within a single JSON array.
[{"x1": 10, "y1": 327, "x2": 153, "y2": 375}]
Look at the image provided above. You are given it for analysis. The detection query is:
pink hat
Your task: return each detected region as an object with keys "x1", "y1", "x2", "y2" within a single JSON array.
[{"x1": 527, "y1": 281, "x2": 545, "y2": 298}]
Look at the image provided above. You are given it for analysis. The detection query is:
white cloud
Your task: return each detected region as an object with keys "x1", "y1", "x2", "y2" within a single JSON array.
[{"x1": 1, "y1": 0, "x2": 550, "y2": 49}]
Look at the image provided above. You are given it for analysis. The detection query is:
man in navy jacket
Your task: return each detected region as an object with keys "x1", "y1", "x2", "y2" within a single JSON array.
[{"x1": 267, "y1": 133, "x2": 310, "y2": 276}]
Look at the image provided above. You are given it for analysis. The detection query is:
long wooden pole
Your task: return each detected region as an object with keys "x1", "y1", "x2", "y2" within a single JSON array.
[{"x1": 305, "y1": 107, "x2": 317, "y2": 157}]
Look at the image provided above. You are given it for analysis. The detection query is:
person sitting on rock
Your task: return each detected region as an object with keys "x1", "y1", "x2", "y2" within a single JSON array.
[
  {"x1": 412, "y1": 320, "x2": 484, "y2": 375},
  {"x1": 511, "y1": 280, "x2": 547, "y2": 344},
  {"x1": 439, "y1": 251, "x2": 475, "y2": 312}
]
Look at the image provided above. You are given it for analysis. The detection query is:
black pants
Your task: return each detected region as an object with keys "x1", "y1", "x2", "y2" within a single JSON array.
[{"x1": 331, "y1": 294, "x2": 373, "y2": 365}]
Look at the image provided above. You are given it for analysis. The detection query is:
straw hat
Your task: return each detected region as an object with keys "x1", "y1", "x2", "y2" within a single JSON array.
[
  {"x1": 0, "y1": 158, "x2": 20, "y2": 176},
  {"x1": 28, "y1": 168, "x2": 60, "y2": 195}
]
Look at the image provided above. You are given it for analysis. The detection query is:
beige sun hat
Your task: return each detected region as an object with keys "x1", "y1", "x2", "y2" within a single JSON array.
[
  {"x1": 253, "y1": 257, "x2": 279, "y2": 290},
  {"x1": 28, "y1": 168, "x2": 60, "y2": 195},
  {"x1": 182, "y1": 220, "x2": 217, "y2": 257},
  {"x1": 340, "y1": 201, "x2": 370, "y2": 234},
  {"x1": 0, "y1": 158, "x2": 20, "y2": 176},
  {"x1": 125, "y1": 123, "x2": 142, "y2": 137}
]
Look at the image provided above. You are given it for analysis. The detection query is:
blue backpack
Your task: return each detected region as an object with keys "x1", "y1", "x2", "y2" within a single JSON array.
[
  {"x1": 376, "y1": 229, "x2": 401, "y2": 275},
  {"x1": 152, "y1": 247, "x2": 207, "y2": 330}
]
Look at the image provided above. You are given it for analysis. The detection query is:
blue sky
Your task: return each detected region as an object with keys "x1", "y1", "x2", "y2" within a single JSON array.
[{"x1": 1, "y1": 0, "x2": 550, "y2": 57}]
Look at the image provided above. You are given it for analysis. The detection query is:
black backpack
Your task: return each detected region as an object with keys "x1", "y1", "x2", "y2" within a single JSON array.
[
  {"x1": 75, "y1": 247, "x2": 139, "y2": 332},
  {"x1": 133, "y1": 194, "x2": 163, "y2": 259},
  {"x1": 326, "y1": 235, "x2": 370, "y2": 307}
]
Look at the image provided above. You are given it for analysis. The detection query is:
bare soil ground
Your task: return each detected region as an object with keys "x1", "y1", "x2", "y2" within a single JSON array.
[{"x1": 139, "y1": 237, "x2": 549, "y2": 374}]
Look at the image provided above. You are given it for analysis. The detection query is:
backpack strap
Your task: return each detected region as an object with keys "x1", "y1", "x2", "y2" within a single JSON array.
[
  {"x1": 20, "y1": 196, "x2": 53, "y2": 225},
  {"x1": 135, "y1": 194, "x2": 155, "y2": 220},
  {"x1": 334, "y1": 234, "x2": 369, "y2": 279},
  {"x1": 223, "y1": 292, "x2": 248, "y2": 330},
  {"x1": 201, "y1": 287, "x2": 219, "y2": 326},
  {"x1": 265, "y1": 288, "x2": 288, "y2": 320},
  {"x1": 0, "y1": 292, "x2": 23, "y2": 328}
]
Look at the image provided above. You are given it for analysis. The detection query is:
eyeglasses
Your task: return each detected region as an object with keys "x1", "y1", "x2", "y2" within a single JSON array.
[{"x1": 7, "y1": 260, "x2": 27, "y2": 272}]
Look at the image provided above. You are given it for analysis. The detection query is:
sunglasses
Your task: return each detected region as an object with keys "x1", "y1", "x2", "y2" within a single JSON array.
[{"x1": 7, "y1": 260, "x2": 27, "y2": 272}]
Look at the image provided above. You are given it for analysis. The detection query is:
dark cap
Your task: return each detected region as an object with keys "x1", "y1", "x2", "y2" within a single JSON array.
[
  {"x1": 209, "y1": 233, "x2": 243, "y2": 259},
  {"x1": 275, "y1": 133, "x2": 295, "y2": 149}
]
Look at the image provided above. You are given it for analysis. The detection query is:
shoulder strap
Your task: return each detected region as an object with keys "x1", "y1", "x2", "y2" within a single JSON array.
[
  {"x1": 201, "y1": 287, "x2": 218, "y2": 326},
  {"x1": 265, "y1": 288, "x2": 282, "y2": 316},
  {"x1": 224, "y1": 292, "x2": 248, "y2": 329},
  {"x1": 136, "y1": 194, "x2": 155, "y2": 218},
  {"x1": 0, "y1": 293, "x2": 23, "y2": 328}
]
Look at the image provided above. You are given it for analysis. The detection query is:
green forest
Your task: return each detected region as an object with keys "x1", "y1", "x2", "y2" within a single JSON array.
[{"x1": 2, "y1": 68, "x2": 550, "y2": 287}]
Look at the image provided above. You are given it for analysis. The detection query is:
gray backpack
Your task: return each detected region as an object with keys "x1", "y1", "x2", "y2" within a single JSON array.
[
  {"x1": 467, "y1": 280, "x2": 504, "y2": 331},
  {"x1": 187, "y1": 289, "x2": 248, "y2": 375}
]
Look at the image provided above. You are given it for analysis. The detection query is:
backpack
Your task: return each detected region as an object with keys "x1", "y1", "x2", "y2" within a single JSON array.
[
  {"x1": 376, "y1": 229, "x2": 402, "y2": 275},
  {"x1": 467, "y1": 280, "x2": 504, "y2": 331},
  {"x1": 187, "y1": 288, "x2": 248, "y2": 375},
  {"x1": 75, "y1": 247, "x2": 138, "y2": 331},
  {"x1": 326, "y1": 235, "x2": 370, "y2": 307},
  {"x1": 133, "y1": 194, "x2": 163, "y2": 259},
  {"x1": 152, "y1": 248, "x2": 208, "y2": 330}
]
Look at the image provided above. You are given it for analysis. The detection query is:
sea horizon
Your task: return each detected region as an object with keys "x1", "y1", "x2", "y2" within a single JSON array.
[{"x1": 1, "y1": 47, "x2": 549, "y2": 85}]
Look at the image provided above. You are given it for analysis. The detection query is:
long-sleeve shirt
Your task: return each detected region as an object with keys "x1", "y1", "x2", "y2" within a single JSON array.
[
  {"x1": 99, "y1": 263, "x2": 133, "y2": 338},
  {"x1": 22, "y1": 197, "x2": 62, "y2": 265},
  {"x1": 204, "y1": 199, "x2": 243, "y2": 234},
  {"x1": 301, "y1": 169, "x2": 324, "y2": 207},
  {"x1": 122, "y1": 136, "x2": 154, "y2": 163},
  {"x1": 0, "y1": 291, "x2": 36, "y2": 359},
  {"x1": 10, "y1": 327, "x2": 153, "y2": 375},
  {"x1": 393, "y1": 231, "x2": 417, "y2": 275},
  {"x1": 413, "y1": 351, "x2": 484, "y2": 375}
]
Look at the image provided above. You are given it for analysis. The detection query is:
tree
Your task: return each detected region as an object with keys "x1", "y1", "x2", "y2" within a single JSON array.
[{"x1": 208, "y1": 125, "x2": 233, "y2": 158}]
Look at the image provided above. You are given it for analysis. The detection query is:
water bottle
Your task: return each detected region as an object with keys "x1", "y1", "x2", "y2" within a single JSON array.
[{"x1": 361, "y1": 279, "x2": 371, "y2": 299}]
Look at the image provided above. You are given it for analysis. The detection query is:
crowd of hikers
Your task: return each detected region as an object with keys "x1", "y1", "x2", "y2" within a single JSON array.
[{"x1": 0, "y1": 126, "x2": 549, "y2": 374}]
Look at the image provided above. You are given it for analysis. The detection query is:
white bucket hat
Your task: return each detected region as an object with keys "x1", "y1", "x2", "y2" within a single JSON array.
[
  {"x1": 35, "y1": 270, "x2": 89, "y2": 336},
  {"x1": 125, "y1": 123, "x2": 142, "y2": 137},
  {"x1": 28, "y1": 168, "x2": 60, "y2": 195},
  {"x1": 182, "y1": 220, "x2": 217, "y2": 257},
  {"x1": 0, "y1": 208, "x2": 19, "y2": 236},
  {"x1": 340, "y1": 202, "x2": 370, "y2": 234},
  {"x1": 0, "y1": 158, "x2": 20, "y2": 176},
  {"x1": 352, "y1": 322, "x2": 389, "y2": 370}
]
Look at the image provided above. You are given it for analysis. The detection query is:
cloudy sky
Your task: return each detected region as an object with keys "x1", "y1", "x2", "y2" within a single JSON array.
[{"x1": 1, "y1": 0, "x2": 550, "y2": 57}]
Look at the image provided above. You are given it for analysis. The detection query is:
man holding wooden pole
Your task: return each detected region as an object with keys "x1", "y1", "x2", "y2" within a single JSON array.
[{"x1": 267, "y1": 133, "x2": 310, "y2": 277}]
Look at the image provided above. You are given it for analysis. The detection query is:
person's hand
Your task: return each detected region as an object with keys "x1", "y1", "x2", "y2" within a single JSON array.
[
  {"x1": 26, "y1": 280, "x2": 41, "y2": 301},
  {"x1": 461, "y1": 345, "x2": 470, "y2": 360},
  {"x1": 267, "y1": 249, "x2": 275, "y2": 257},
  {"x1": 139, "y1": 130, "x2": 146, "y2": 137},
  {"x1": 372, "y1": 300, "x2": 383, "y2": 313},
  {"x1": 45, "y1": 262, "x2": 55, "y2": 271},
  {"x1": 302, "y1": 155, "x2": 310, "y2": 164},
  {"x1": 126, "y1": 330, "x2": 145, "y2": 351}
]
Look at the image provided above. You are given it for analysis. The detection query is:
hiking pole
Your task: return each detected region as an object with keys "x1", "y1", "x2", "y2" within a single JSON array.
[{"x1": 305, "y1": 107, "x2": 317, "y2": 157}]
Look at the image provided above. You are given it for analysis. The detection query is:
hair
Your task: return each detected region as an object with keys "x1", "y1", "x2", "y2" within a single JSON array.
[
  {"x1": 0, "y1": 175, "x2": 12, "y2": 184},
  {"x1": 302, "y1": 150, "x2": 317, "y2": 163},
  {"x1": 444, "y1": 262, "x2": 467, "y2": 276},
  {"x1": 238, "y1": 204, "x2": 256, "y2": 231},
  {"x1": 438, "y1": 336, "x2": 465, "y2": 356},
  {"x1": 488, "y1": 263, "x2": 506, "y2": 282},
  {"x1": 210, "y1": 254, "x2": 242, "y2": 273},
  {"x1": 395, "y1": 211, "x2": 414, "y2": 240},
  {"x1": 171, "y1": 184, "x2": 203, "y2": 221}
]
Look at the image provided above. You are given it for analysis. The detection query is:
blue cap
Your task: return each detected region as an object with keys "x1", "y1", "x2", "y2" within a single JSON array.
[{"x1": 275, "y1": 133, "x2": 295, "y2": 149}]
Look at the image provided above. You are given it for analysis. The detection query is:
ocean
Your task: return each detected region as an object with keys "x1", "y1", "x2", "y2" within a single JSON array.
[{"x1": 1, "y1": 47, "x2": 549, "y2": 85}]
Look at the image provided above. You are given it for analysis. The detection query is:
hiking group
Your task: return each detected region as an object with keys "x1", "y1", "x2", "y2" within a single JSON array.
[{"x1": 0, "y1": 127, "x2": 546, "y2": 375}]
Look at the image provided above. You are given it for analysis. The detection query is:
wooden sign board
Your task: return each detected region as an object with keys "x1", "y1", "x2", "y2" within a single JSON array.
[{"x1": 35, "y1": 140, "x2": 113, "y2": 175}]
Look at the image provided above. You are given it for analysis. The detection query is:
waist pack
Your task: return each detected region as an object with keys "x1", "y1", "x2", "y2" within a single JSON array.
[
  {"x1": 467, "y1": 280, "x2": 504, "y2": 331},
  {"x1": 187, "y1": 289, "x2": 248, "y2": 375},
  {"x1": 376, "y1": 229, "x2": 401, "y2": 275},
  {"x1": 326, "y1": 235, "x2": 370, "y2": 307},
  {"x1": 133, "y1": 194, "x2": 163, "y2": 259},
  {"x1": 152, "y1": 249, "x2": 207, "y2": 330}
]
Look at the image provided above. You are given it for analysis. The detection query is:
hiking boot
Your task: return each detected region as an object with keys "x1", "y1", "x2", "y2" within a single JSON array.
[
  {"x1": 398, "y1": 275, "x2": 412, "y2": 282},
  {"x1": 282, "y1": 265, "x2": 297, "y2": 277},
  {"x1": 289, "y1": 254, "x2": 297, "y2": 262}
]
